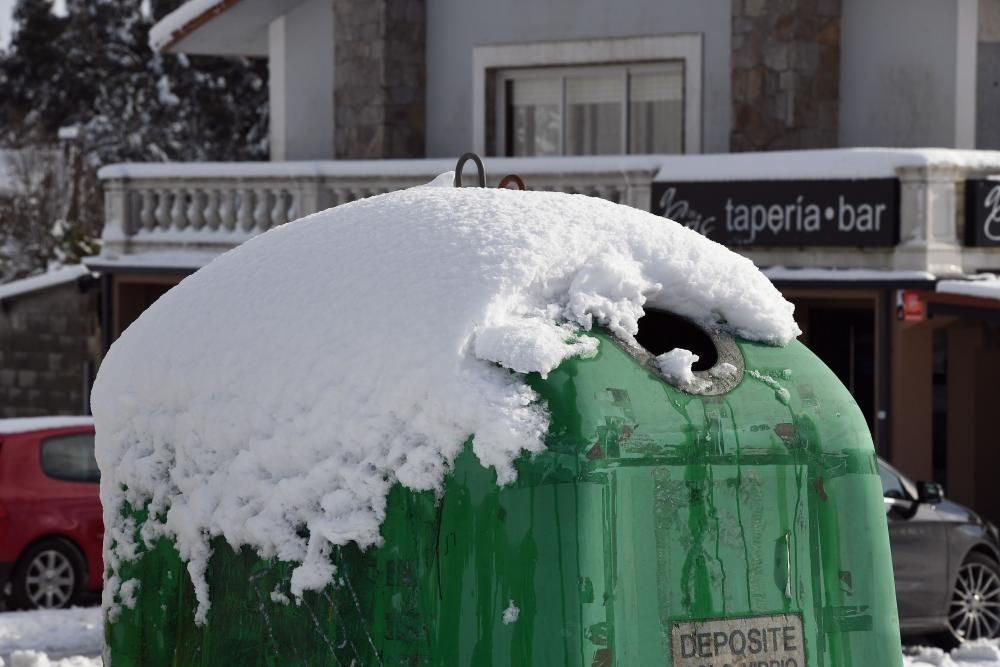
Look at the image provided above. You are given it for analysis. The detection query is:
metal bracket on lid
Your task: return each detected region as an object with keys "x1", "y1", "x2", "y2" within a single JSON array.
[
  {"x1": 453, "y1": 153, "x2": 528, "y2": 191},
  {"x1": 454, "y1": 153, "x2": 486, "y2": 187},
  {"x1": 497, "y1": 174, "x2": 526, "y2": 191}
]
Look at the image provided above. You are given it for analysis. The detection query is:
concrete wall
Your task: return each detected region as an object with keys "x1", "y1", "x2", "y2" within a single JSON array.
[
  {"x1": 0, "y1": 282, "x2": 102, "y2": 418},
  {"x1": 425, "y1": 0, "x2": 732, "y2": 157},
  {"x1": 978, "y1": 0, "x2": 1000, "y2": 149},
  {"x1": 839, "y1": 0, "x2": 978, "y2": 148},
  {"x1": 979, "y1": 42, "x2": 1000, "y2": 149},
  {"x1": 268, "y1": 0, "x2": 336, "y2": 160}
]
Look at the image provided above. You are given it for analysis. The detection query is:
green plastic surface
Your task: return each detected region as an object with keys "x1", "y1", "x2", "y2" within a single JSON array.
[{"x1": 105, "y1": 332, "x2": 902, "y2": 666}]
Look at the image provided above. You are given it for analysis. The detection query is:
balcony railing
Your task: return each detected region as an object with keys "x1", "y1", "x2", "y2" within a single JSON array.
[
  {"x1": 96, "y1": 150, "x2": 1000, "y2": 275},
  {"x1": 98, "y1": 157, "x2": 662, "y2": 259}
]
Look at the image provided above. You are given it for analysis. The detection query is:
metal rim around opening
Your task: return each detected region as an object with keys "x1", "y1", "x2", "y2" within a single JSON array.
[{"x1": 609, "y1": 317, "x2": 745, "y2": 396}]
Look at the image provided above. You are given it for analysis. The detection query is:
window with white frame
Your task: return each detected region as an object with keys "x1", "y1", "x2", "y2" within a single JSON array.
[{"x1": 498, "y1": 63, "x2": 684, "y2": 157}]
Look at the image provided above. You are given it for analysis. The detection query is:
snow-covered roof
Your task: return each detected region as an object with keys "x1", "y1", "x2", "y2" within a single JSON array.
[
  {"x1": 93, "y1": 174, "x2": 798, "y2": 624},
  {"x1": 653, "y1": 148, "x2": 1000, "y2": 182},
  {"x1": 0, "y1": 416, "x2": 94, "y2": 435},
  {"x1": 84, "y1": 251, "x2": 219, "y2": 272},
  {"x1": 149, "y1": 0, "x2": 234, "y2": 51},
  {"x1": 764, "y1": 267, "x2": 937, "y2": 282},
  {"x1": 98, "y1": 149, "x2": 1000, "y2": 184},
  {"x1": 149, "y1": 0, "x2": 294, "y2": 56},
  {"x1": 96, "y1": 155, "x2": 663, "y2": 180},
  {"x1": 0, "y1": 265, "x2": 94, "y2": 303}
]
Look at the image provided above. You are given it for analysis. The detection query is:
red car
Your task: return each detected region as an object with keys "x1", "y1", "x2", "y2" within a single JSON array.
[{"x1": 0, "y1": 417, "x2": 102, "y2": 609}]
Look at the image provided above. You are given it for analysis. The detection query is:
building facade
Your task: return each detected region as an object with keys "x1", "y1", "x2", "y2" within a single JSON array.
[{"x1": 79, "y1": 0, "x2": 1000, "y2": 518}]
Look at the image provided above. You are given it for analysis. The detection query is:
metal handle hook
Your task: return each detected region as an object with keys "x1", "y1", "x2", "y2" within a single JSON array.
[
  {"x1": 454, "y1": 153, "x2": 486, "y2": 188},
  {"x1": 497, "y1": 174, "x2": 526, "y2": 191}
]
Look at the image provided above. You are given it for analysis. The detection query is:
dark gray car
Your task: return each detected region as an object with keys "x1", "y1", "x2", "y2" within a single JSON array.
[{"x1": 880, "y1": 457, "x2": 1000, "y2": 644}]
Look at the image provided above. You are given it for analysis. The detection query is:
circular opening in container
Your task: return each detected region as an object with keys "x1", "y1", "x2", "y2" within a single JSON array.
[{"x1": 634, "y1": 310, "x2": 718, "y2": 371}]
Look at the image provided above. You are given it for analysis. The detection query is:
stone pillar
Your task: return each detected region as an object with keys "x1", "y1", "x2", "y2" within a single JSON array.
[
  {"x1": 101, "y1": 177, "x2": 131, "y2": 255},
  {"x1": 730, "y1": 0, "x2": 841, "y2": 151},
  {"x1": 893, "y1": 165, "x2": 964, "y2": 275},
  {"x1": 333, "y1": 0, "x2": 425, "y2": 159}
]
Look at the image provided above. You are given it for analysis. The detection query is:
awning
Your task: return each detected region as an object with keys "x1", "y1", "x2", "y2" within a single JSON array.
[{"x1": 923, "y1": 278, "x2": 1000, "y2": 321}]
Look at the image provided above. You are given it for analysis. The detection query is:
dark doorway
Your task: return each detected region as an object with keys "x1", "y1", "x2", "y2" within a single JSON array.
[
  {"x1": 805, "y1": 307, "x2": 876, "y2": 429},
  {"x1": 112, "y1": 276, "x2": 180, "y2": 342}
]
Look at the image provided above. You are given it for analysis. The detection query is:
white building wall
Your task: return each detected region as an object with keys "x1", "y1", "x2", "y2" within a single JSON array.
[
  {"x1": 268, "y1": 0, "x2": 335, "y2": 161},
  {"x1": 839, "y1": 0, "x2": 979, "y2": 149},
  {"x1": 978, "y1": 0, "x2": 1000, "y2": 149},
  {"x1": 424, "y1": 0, "x2": 732, "y2": 157}
]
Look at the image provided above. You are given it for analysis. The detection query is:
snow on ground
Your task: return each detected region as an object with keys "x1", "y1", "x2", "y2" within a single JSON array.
[
  {"x1": 0, "y1": 653, "x2": 101, "y2": 667},
  {"x1": 92, "y1": 177, "x2": 799, "y2": 624},
  {"x1": 3, "y1": 605, "x2": 1000, "y2": 666},
  {"x1": 905, "y1": 641, "x2": 1000, "y2": 666},
  {"x1": 0, "y1": 607, "x2": 101, "y2": 666}
]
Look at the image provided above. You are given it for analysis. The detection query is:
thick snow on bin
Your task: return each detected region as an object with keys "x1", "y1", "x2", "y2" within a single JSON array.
[{"x1": 92, "y1": 176, "x2": 799, "y2": 623}]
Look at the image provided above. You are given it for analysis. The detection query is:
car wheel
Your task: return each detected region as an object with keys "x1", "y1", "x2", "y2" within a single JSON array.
[
  {"x1": 10, "y1": 538, "x2": 86, "y2": 610},
  {"x1": 946, "y1": 552, "x2": 1000, "y2": 644}
]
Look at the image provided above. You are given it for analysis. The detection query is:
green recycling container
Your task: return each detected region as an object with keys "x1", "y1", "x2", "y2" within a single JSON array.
[{"x1": 105, "y1": 317, "x2": 902, "y2": 666}]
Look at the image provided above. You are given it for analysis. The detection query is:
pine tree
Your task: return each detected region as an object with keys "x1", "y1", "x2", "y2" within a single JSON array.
[
  {"x1": 0, "y1": 0, "x2": 269, "y2": 282},
  {"x1": 0, "y1": 0, "x2": 74, "y2": 145}
]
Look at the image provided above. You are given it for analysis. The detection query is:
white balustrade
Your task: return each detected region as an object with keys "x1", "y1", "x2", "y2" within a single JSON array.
[
  {"x1": 94, "y1": 151, "x2": 1000, "y2": 276},
  {"x1": 99, "y1": 158, "x2": 660, "y2": 258}
]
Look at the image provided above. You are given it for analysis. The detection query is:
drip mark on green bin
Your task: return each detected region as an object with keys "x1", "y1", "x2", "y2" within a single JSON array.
[
  {"x1": 343, "y1": 572, "x2": 384, "y2": 666},
  {"x1": 323, "y1": 590, "x2": 363, "y2": 665},
  {"x1": 301, "y1": 594, "x2": 342, "y2": 663}
]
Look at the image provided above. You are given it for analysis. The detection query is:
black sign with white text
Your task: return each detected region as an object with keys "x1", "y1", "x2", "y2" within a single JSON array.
[
  {"x1": 650, "y1": 179, "x2": 899, "y2": 247},
  {"x1": 965, "y1": 178, "x2": 1000, "y2": 247}
]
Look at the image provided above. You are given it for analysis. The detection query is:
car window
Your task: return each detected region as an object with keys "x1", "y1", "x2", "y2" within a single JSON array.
[
  {"x1": 878, "y1": 462, "x2": 908, "y2": 500},
  {"x1": 40, "y1": 432, "x2": 99, "y2": 483}
]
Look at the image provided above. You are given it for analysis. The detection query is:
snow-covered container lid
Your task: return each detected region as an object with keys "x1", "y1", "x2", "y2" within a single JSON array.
[{"x1": 92, "y1": 175, "x2": 799, "y2": 622}]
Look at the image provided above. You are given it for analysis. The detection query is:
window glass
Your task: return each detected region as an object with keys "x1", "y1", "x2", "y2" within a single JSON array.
[
  {"x1": 565, "y1": 73, "x2": 623, "y2": 155},
  {"x1": 878, "y1": 462, "x2": 908, "y2": 500},
  {"x1": 40, "y1": 432, "x2": 99, "y2": 483},
  {"x1": 629, "y1": 68, "x2": 684, "y2": 154},
  {"x1": 508, "y1": 77, "x2": 561, "y2": 156},
  {"x1": 501, "y1": 63, "x2": 684, "y2": 157}
]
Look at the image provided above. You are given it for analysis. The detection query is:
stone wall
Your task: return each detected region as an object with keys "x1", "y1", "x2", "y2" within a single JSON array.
[
  {"x1": 0, "y1": 280, "x2": 102, "y2": 417},
  {"x1": 730, "y1": 0, "x2": 841, "y2": 151},
  {"x1": 333, "y1": 0, "x2": 426, "y2": 158}
]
